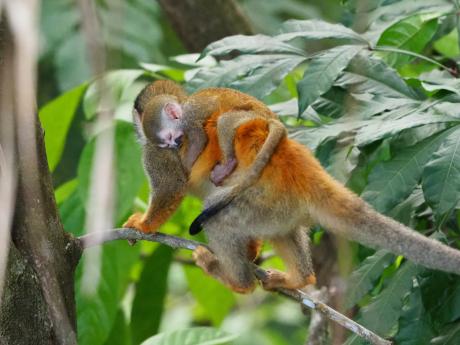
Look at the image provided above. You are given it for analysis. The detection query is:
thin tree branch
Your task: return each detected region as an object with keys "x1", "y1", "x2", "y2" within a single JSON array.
[{"x1": 77, "y1": 228, "x2": 392, "y2": 345}]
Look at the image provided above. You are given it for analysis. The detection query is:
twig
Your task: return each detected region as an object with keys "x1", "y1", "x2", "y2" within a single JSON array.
[
  {"x1": 303, "y1": 287, "x2": 330, "y2": 345},
  {"x1": 77, "y1": 228, "x2": 392, "y2": 345}
]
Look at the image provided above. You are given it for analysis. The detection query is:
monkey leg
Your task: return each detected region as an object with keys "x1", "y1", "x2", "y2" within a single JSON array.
[
  {"x1": 210, "y1": 111, "x2": 262, "y2": 186},
  {"x1": 193, "y1": 233, "x2": 257, "y2": 294},
  {"x1": 263, "y1": 228, "x2": 316, "y2": 290}
]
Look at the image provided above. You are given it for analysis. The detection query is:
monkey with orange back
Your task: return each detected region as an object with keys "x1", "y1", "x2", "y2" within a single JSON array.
[
  {"x1": 125, "y1": 81, "x2": 460, "y2": 294},
  {"x1": 124, "y1": 80, "x2": 286, "y2": 234}
]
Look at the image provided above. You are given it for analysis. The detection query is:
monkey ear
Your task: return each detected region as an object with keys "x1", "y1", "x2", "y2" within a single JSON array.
[{"x1": 164, "y1": 102, "x2": 183, "y2": 120}]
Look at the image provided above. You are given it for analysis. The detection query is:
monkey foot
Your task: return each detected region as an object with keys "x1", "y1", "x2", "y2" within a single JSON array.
[
  {"x1": 261, "y1": 270, "x2": 316, "y2": 290},
  {"x1": 260, "y1": 269, "x2": 288, "y2": 290},
  {"x1": 123, "y1": 212, "x2": 154, "y2": 233},
  {"x1": 192, "y1": 246, "x2": 217, "y2": 275},
  {"x1": 210, "y1": 158, "x2": 237, "y2": 186}
]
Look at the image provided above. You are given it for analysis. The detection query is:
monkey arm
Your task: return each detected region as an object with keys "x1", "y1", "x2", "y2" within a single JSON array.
[{"x1": 124, "y1": 145, "x2": 188, "y2": 233}]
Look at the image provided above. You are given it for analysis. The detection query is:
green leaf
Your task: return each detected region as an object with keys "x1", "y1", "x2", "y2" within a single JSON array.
[
  {"x1": 201, "y1": 34, "x2": 305, "y2": 60},
  {"x1": 377, "y1": 14, "x2": 439, "y2": 67},
  {"x1": 188, "y1": 55, "x2": 305, "y2": 99},
  {"x1": 278, "y1": 19, "x2": 368, "y2": 45},
  {"x1": 394, "y1": 287, "x2": 434, "y2": 345},
  {"x1": 76, "y1": 241, "x2": 140, "y2": 345},
  {"x1": 55, "y1": 179, "x2": 78, "y2": 205},
  {"x1": 297, "y1": 45, "x2": 363, "y2": 114},
  {"x1": 337, "y1": 54, "x2": 420, "y2": 99},
  {"x1": 184, "y1": 266, "x2": 236, "y2": 326},
  {"x1": 419, "y1": 70, "x2": 460, "y2": 97},
  {"x1": 289, "y1": 119, "x2": 363, "y2": 151},
  {"x1": 131, "y1": 246, "x2": 173, "y2": 345},
  {"x1": 140, "y1": 327, "x2": 238, "y2": 345},
  {"x1": 434, "y1": 29, "x2": 460, "y2": 58},
  {"x1": 355, "y1": 110, "x2": 459, "y2": 147},
  {"x1": 60, "y1": 192, "x2": 140, "y2": 345},
  {"x1": 358, "y1": 262, "x2": 421, "y2": 336},
  {"x1": 435, "y1": 279, "x2": 460, "y2": 324},
  {"x1": 362, "y1": 128, "x2": 455, "y2": 213},
  {"x1": 346, "y1": 250, "x2": 395, "y2": 308},
  {"x1": 431, "y1": 323, "x2": 460, "y2": 345},
  {"x1": 39, "y1": 83, "x2": 86, "y2": 171},
  {"x1": 422, "y1": 127, "x2": 460, "y2": 217},
  {"x1": 83, "y1": 70, "x2": 144, "y2": 120},
  {"x1": 104, "y1": 309, "x2": 132, "y2": 345},
  {"x1": 78, "y1": 121, "x2": 145, "y2": 224}
]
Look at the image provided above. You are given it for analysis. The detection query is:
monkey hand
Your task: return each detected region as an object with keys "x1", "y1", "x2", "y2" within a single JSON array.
[
  {"x1": 123, "y1": 212, "x2": 154, "y2": 233},
  {"x1": 210, "y1": 157, "x2": 237, "y2": 186}
]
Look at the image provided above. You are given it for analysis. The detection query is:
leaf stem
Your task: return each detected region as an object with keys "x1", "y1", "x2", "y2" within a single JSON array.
[{"x1": 371, "y1": 46, "x2": 456, "y2": 74}]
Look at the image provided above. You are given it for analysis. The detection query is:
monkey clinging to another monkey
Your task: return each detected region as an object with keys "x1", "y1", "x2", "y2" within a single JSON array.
[{"x1": 125, "y1": 80, "x2": 460, "y2": 293}]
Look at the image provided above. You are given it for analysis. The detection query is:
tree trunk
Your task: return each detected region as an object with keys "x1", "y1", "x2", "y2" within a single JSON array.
[
  {"x1": 0, "y1": 16, "x2": 81, "y2": 345},
  {"x1": 158, "y1": 0, "x2": 254, "y2": 52}
]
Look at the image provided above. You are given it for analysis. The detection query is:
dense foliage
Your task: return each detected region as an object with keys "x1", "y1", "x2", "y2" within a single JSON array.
[{"x1": 38, "y1": 0, "x2": 460, "y2": 344}]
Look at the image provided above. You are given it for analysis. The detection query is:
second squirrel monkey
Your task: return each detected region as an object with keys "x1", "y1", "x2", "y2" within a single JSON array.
[{"x1": 124, "y1": 80, "x2": 286, "y2": 232}]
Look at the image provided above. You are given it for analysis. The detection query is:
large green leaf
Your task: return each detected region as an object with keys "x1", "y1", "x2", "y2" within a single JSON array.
[
  {"x1": 337, "y1": 54, "x2": 420, "y2": 99},
  {"x1": 201, "y1": 34, "x2": 305, "y2": 60},
  {"x1": 345, "y1": 250, "x2": 395, "y2": 308},
  {"x1": 357, "y1": 262, "x2": 421, "y2": 336},
  {"x1": 188, "y1": 54, "x2": 305, "y2": 99},
  {"x1": 394, "y1": 287, "x2": 434, "y2": 345},
  {"x1": 39, "y1": 83, "x2": 86, "y2": 171},
  {"x1": 355, "y1": 110, "x2": 459, "y2": 147},
  {"x1": 278, "y1": 19, "x2": 368, "y2": 45},
  {"x1": 362, "y1": 128, "x2": 455, "y2": 213},
  {"x1": 377, "y1": 14, "x2": 439, "y2": 67},
  {"x1": 78, "y1": 121, "x2": 145, "y2": 224},
  {"x1": 184, "y1": 266, "x2": 236, "y2": 326},
  {"x1": 140, "y1": 327, "x2": 238, "y2": 345},
  {"x1": 422, "y1": 127, "x2": 460, "y2": 217},
  {"x1": 131, "y1": 246, "x2": 174, "y2": 345},
  {"x1": 297, "y1": 45, "x2": 363, "y2": 114}
]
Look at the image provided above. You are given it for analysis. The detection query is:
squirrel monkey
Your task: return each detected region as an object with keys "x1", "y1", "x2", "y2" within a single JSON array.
[
  {"x1": 187, "y1": 117, "x2": 460, "y2": 293},
  {"x1": 123, "y1": 80, "x2": 286, "y2": 232}
]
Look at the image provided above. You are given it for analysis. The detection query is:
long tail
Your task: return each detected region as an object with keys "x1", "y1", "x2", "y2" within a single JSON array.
[
  {"x1": 315, "y1": 188, "x2": 460, "y2": 275},
  {"x1": 189, "y1": 119, "x2": 286, "y2": 235}
]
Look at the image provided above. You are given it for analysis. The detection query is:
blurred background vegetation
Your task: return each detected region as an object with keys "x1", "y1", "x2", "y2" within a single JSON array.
[{"x1": 37, "y1": 0, "x2": 460, "y2": 344}]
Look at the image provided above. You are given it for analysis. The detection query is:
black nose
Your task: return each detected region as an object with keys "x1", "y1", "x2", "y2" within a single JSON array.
[{"x1": 175, "y1": 134, "x2": 183, "y2": 146}]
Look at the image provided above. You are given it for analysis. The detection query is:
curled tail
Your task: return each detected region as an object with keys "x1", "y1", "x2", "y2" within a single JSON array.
[
  {"x1": 189, "y1": 119, "x2": 286, "y2": 235},
  {"x1": 315, "y1": 189, "x2": 460, "y2": 275}
]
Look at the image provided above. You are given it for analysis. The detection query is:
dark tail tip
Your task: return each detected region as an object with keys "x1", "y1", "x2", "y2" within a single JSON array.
[{"x1": 189, "y1": 200, "x2": 232, "y2": 235}]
